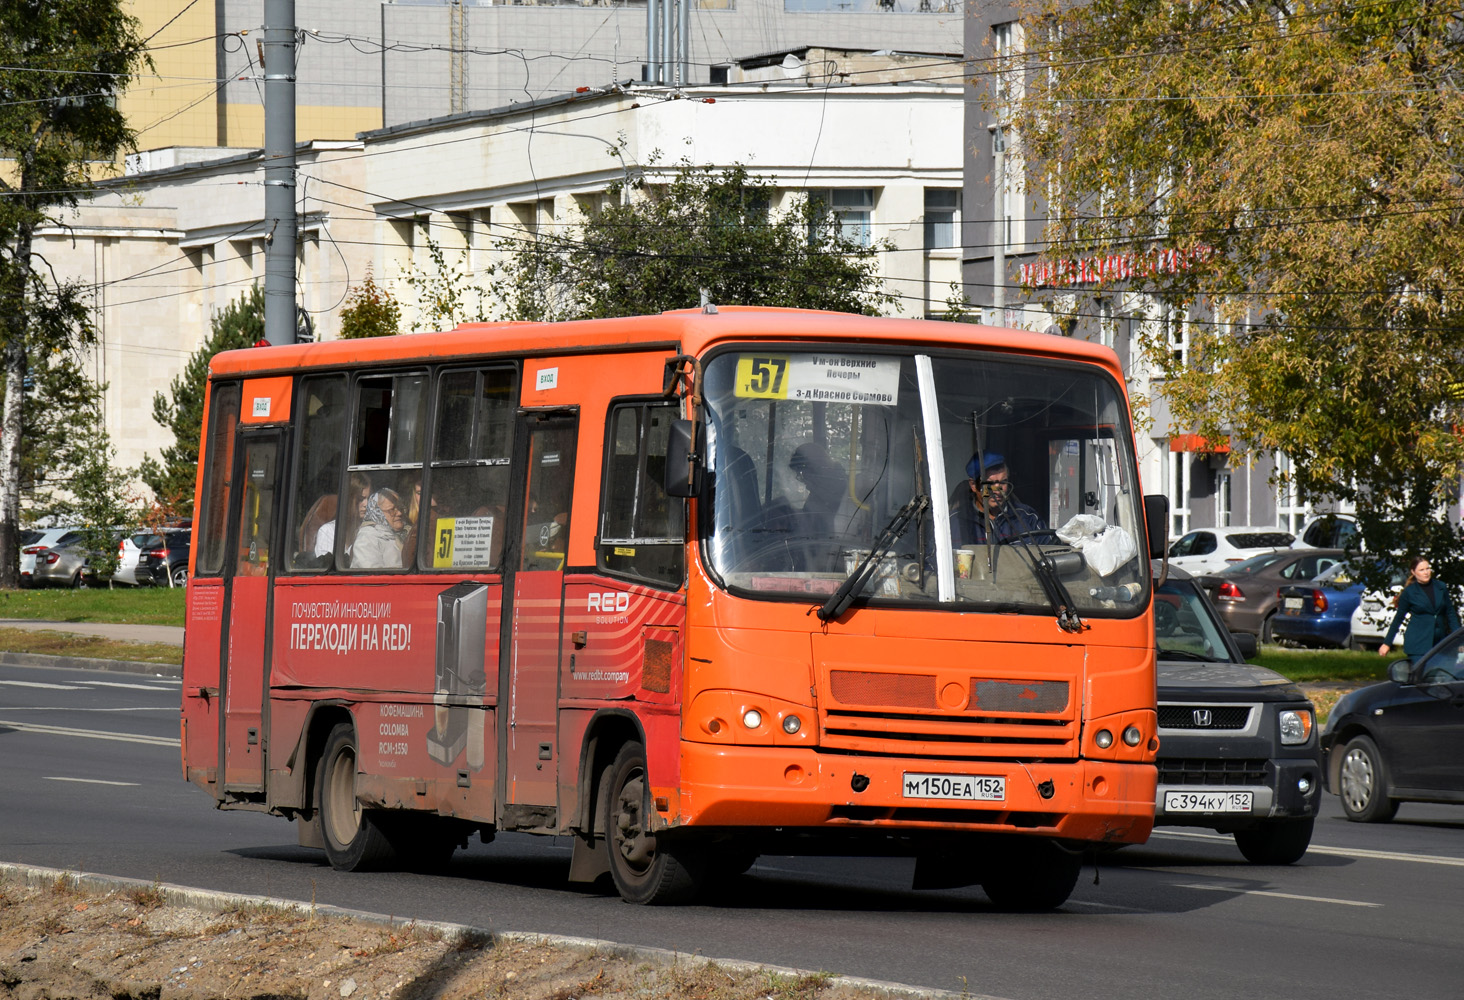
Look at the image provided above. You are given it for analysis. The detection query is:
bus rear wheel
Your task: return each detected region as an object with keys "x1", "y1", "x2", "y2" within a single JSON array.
[
  {"x1": 603, "y1": 741, "x2": 704, "y2": 904},
  {"x1": 979, "y1": 837, "x2": 1082, "y2": 911},
  {"x1": 317, "y1": 723, "x2": 397, "y2": 871}
]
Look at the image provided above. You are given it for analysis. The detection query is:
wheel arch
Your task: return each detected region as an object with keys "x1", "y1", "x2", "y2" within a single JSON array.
[
  {"x1": 1327, "y1": 723, "x2": 1383, "y2": 793},
  {"x1": 574, "y1": 709, "x2": 648, "y2": 838},
  {"x1": 295, "y1": 701, "x2": 355, "y2": 817}
]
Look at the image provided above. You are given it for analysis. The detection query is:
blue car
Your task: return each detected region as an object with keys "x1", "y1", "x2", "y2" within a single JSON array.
[{"x1": 1273, "y1": 560, "x2": 1372, "y2": 647}]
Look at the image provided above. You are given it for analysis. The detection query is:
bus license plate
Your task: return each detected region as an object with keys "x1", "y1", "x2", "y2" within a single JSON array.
[
  {"x1": 903, "y1": 773, "x2": 1005, "y2": 801},
  {"x1": 1165, "y1": 790, "x2": 1253, "y2": 813}
]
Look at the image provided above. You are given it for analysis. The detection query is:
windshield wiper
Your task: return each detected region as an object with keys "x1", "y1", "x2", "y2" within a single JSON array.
[
  {"x1": 1005, "y1": 533, "x2": 1087, "y2": 634},
  {"x1": 816, "y1": 494, "x2": 929, "y2": 622}
]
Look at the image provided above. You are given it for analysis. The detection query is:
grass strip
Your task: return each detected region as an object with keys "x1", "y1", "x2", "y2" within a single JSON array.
[
  {"x1": 0, "y1": 626, "x2": 181, "y2": 666},
  {"x1": 0, "y1": 586, "x2": 186, "y2": 626},
  {"x1": 1249, "y1": 645, "x2": 1392, "y2": 684}
]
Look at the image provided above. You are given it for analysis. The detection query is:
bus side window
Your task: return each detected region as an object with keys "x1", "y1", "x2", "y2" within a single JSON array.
[
  {"x1": 597, "y1": 401, "x2": 685, "y2": 587},
  {"x1": 195, "y1": 382, "x2": 242, "y2": 577},
  {"x1": 426, "y1": 367, "x2": 516, "y2": 572},
  {"x1": 287, "y1": 375, "x2": 347, "y2": 571},
  {"x1": 344, "y1": 372, "x2": 427, "y2": 571}
]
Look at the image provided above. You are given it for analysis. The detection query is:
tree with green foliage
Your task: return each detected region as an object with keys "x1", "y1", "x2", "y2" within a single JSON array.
[
  {"x1": 338, "y1": 268, "x2": 403, "y2": 339},
  {"x1": 491, "y1": 162, "x2": 899, "y2": 321},
  {"x1": 139, "y1": 287, "x2": 264, "y2": 517},
  {"x1": 0, "y1": 0, "x2": 148, "y2": 587},
  {"x1": 999, "y1": 0, "x2": 1464, "y2": 576},
  {"x1": 45, "y1": 412, "x2": 137, "y2": 586}
]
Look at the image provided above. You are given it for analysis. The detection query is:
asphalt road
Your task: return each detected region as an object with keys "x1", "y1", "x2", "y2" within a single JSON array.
[{"x1": 3, "y1": 659, "x2": 1463, "y2": 999}]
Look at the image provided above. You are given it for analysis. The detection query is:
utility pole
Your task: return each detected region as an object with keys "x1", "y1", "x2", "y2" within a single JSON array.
[{"x1": 263, "y1": 0, "x2": 297, "y2": 347}]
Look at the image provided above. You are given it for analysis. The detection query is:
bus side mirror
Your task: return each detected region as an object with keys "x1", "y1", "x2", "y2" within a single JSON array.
[
  {"x1": 663, "y1": 418, "x2": 704, "y2": 498},
  {"x1": 1143, "y1": 494, "x2": 1169, "y2": 559}
]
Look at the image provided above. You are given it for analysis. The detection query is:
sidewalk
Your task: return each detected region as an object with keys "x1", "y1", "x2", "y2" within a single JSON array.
[{"x1": 0, "y1": 618, "x2": 184, "y2": 646}]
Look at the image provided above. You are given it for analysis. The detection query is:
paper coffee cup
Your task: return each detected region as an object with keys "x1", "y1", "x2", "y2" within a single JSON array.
[{"x1": 955, "y1": 549, "x2": 974, "y2": 579}]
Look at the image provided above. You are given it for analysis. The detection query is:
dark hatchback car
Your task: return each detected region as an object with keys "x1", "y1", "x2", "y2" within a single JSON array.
[
  {"x1": 1198, "y1": 548, "x2": 1347, "y2": 642},
  {"x1": 1154, "y1": 567, "x2": 1322, "y2": 863},
  {"x1": 138, "y1": 529, "x2": 190, "y2": 587},
  {"x1": 1321, "y1": 627, "x2": 1464, "y2": 821}
]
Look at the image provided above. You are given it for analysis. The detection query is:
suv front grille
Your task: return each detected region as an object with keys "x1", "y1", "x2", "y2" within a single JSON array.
[
  {"x1": 1158, "y1": 757, "x2": 1269, "y2": 786},
  {"x1": 1158, "y1": 705, "x2": 1252, "y2": 730}
]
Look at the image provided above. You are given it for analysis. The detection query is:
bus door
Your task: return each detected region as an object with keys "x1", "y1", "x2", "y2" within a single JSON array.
[
  {"x1": 500, "y1": 410, "x2": 577, "y2": 815},
  {"x1": 219, "y1": 432, "x2": 283, "y2": 793}
]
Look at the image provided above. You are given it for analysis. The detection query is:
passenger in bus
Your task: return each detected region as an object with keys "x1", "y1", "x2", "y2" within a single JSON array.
[
  {"x1": 351, "y1": 488, "x2": 409, "y2": 568},
  {"x1": 788, "y1": 442, "x2": 847, "y2": 532},
  {"x1": 313, "y1": 472, "x2": 372, "y2": 560},
  {"x1": 400, "y1": 480, "x2": 424, "y2": 569},
  {"x1": 951, "y1": 452, "x2": 1050, "y2": 545}
]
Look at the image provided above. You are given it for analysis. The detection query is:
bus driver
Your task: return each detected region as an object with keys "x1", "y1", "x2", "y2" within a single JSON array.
[{"x1": 951, "y1": 452, "x2": 1048, "y2": 546}]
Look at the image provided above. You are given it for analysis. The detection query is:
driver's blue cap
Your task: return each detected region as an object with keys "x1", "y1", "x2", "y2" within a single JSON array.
[{"x1": 966, "y1": 452, "x2": 1006, "y2": 480}]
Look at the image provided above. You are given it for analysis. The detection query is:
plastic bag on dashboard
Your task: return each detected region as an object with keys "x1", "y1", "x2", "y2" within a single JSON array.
[{"x1": 1056, "y1": 514, "x2": 1136, "y2": 577}]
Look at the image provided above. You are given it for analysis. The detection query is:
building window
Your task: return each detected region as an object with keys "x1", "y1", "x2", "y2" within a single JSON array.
[
  {"x1": 1097, "y1": 298, "x2": 1115, "y2": 350},
  {"x1": 811, "y1": 188, "x2": 874, "y2": 246},
  {"x1": 1167, "y1": 448, "x2": 1191, "y2": 537},
  {"x1": 924, "y1": 189, "x2": 958, "y2": 249},
  {"x1": 1162, "y1": 303, "x2": 1188, "y2": 367},
  {"x1": 1275, "y1": 453, "x2": 1307, "y2": 534}
]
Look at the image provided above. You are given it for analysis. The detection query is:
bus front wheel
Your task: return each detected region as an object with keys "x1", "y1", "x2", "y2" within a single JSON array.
[
  {"x1": 602, "y1": 741, "x2": 704, "y2": 904},
  {"x1": 979, "y1": 837, "x2": 1082, "y2": 911},
  {"x1": 317, "y1": 723, "x2": 397, "y2": 871}
]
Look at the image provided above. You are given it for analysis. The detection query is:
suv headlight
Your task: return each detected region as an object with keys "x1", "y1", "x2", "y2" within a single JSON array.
[{"x1": 1279, "y1": 708, "x2": 1314, "y2": 745}]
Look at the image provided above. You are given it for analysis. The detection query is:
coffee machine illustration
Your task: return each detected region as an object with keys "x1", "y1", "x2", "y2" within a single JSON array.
[{"x1": 427, "y1": 581, "x2": 489, "y2": 769}]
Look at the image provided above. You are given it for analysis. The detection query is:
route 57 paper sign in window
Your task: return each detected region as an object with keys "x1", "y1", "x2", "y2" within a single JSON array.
[{"x1": 733, "y1": 353, "x2": 901, "y2": 406}]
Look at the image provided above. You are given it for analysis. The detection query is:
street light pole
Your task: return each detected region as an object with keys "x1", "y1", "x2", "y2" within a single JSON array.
[{"x1": 262, "y1": 0, "x2": 297, "y2": 347}]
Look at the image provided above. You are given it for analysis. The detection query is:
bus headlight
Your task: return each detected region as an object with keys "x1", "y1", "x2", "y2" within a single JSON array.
[
  {"x1": 1122, "y1": 725, "x2": 1143, "y2": 747},
  {"x1": 1094, "y1": 729, "x2": 1114, "y2": 749},
  {"x1": 782, "y1": 714, "x2": 802, "y2": 734},
  {"x1": 1279, "y1": 709, "x2": 1314, "y2": 745},
  {"x1": 742, "y1": 709, "x2": 763, "y2": 730}
]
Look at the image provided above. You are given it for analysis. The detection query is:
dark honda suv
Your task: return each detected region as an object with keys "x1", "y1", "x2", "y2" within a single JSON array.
[{"x1": 1153, "y1": 566, "x2": 1322, "y2": 864}]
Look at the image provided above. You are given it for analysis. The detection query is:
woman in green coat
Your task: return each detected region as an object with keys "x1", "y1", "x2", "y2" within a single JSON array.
[{"x1": 1379, "y1": 556, "x2": 1461, "y2": 660}]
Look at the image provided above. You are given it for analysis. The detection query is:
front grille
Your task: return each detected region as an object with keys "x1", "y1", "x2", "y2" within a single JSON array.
[
  {"x1": 1158, "y1": 705, "x2": 1252, "y2": 730},
  {"x1": 1158, "y1": 757, "x2": 1269, "y2": 786},
  {"x1": 823, "y1": 709, "x2": 1075, "y2": 756},
  {"x1": 821, "y1": 667, "x2": 1077, "y2": 759}
]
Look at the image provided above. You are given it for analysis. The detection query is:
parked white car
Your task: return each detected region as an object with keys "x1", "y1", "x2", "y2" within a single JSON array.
[
  {"x1": 113, "y1": 532, "x2": 146, "y2": 586},
  {"x1": 1293, "y1": 514, "x2": 1361, "y2": 551},
  {"x1": 1167, "y1": 526, "x2": 1296, "y2": 576}
]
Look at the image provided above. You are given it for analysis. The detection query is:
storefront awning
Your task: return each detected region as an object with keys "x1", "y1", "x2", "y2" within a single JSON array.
[{"x1": 1169, "y1": 434, "x2": 1230, "y2": 454}]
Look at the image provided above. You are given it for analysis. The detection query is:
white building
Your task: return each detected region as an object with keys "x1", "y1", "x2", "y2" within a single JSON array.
[{"x1": 44, "y1": 58, "x2": 962, "y2": 478}]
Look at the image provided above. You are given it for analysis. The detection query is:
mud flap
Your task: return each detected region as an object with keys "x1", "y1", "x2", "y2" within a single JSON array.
[
  {"x1": 567, "y1": 831, "x2": 610, "y2": 883},
  {"x1": 296, "y1": 813, "x2": 324, "y2": 850}
]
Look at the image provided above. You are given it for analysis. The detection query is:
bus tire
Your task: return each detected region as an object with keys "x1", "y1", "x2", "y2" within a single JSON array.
[
  {"x1": 603, "y1": 741, "x2": 704, "y2": 904},
  {"x1": 979, "y1": 838, "x2": 1081, "y2": 911},
  {"x1": 317, "y1": 723, "x2": 397, "y2": 871}
]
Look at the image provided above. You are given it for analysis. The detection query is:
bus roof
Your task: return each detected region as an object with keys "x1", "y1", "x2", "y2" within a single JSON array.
[{"x1": 207, "y1": 307, "x2": 1124, "y2": 381}]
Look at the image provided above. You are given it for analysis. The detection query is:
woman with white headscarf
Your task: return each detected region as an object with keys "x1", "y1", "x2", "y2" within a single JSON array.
[{"x1": 351, "y1": 488, "x2": 408, "y2": 569}]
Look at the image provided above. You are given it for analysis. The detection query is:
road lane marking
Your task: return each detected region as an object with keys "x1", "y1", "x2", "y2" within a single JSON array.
[
  {"x1": 1174, "y1": 883, "x2": 1380, "y2": 907},
  {"x1": 79, "y1": 680, "x2": 180, "y2": 691},
  {"x1": 0, "y1": 719, "x2": 178, "y2": 747},
  {"x1": 1154, "y1": 828, "x2": 1464, "y2": 867},
  {"x1": 0, "y1": 680, "x2": 82, "y2": 690},
  {"x1": 44, "y1": 777, "x2": 140, "y2": 786}
]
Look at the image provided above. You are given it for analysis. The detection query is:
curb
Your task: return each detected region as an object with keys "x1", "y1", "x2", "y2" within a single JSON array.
[
  {"x1": 0, "y1": 862, "x2": 976, "y2": 1000},
  {"x1": 0, "y1": 651, "x2": 181, "y2": 678}
]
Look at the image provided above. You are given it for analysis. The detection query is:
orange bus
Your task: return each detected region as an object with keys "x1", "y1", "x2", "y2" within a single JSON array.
[{"x1": 180, "y1": 307, "x2": 1166, "y2": 908}]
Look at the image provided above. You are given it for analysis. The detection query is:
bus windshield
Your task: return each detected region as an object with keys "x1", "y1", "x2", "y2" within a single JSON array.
[{"x1": 701, "y1": 346, "x2": 1146, "y2": 617}]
